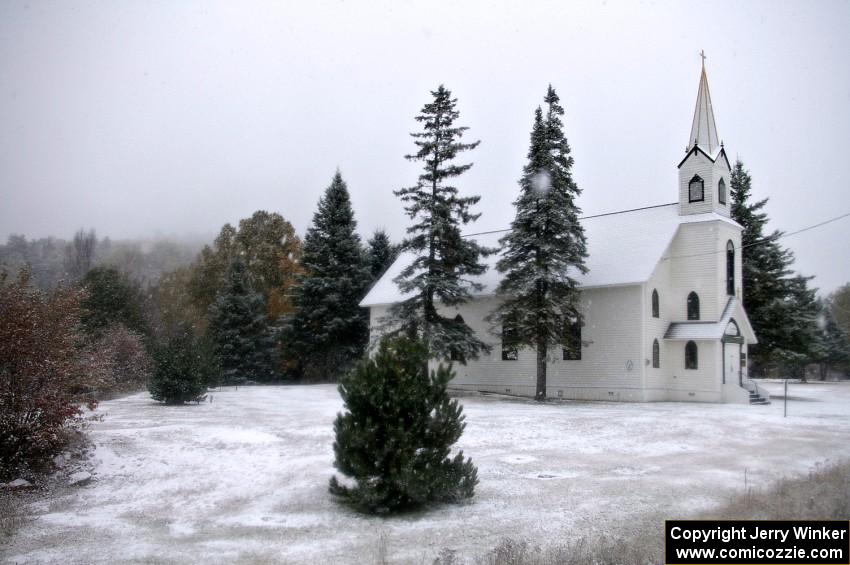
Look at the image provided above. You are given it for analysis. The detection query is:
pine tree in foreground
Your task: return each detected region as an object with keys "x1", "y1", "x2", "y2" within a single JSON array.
[
  {"x1": 391, "y1": 85, "x2": 492, "y2": 363},
  {"x1": 329, "y1": 336, "x2": 478, "y2": 514},
  {"x1": 208, "y1": 258, "x2": 279, "y2": 382},
  {"x1": 148, "y1": 327, "x2": 209, "y2": 404},
  {"x1": 489, "y1": 86, "x2": 588, "y2": 400},
  {"x1": 283, "y1": 172, "x2": 372, "y2": 381}
]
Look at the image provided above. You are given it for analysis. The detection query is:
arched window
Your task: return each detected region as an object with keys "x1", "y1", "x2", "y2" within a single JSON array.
[
  {"x1": 652, "y1": 339, "x2": 660, "y2": 368},
  {"x1": 687, "y1": 292, "x2": 700, "y2": 320},
  {"x1": 688, "y1": 175, "x2": 704, "y2": 203},
  {"x1": 685, "y1": 341, "x2": 698, "y2": 370},
  {"x1": 651, "y1": 289, "x2": 659, "y2": 318},
  {"x1": 501, "y1": 317, "x2": 518, "y2": 361},
  {"x1": 450, "y1": 314, "x2": 465, "y2": 362},
  {"x1": 726, "y1": 241, "x2": 735, "y2": 296},
  {"x1": 718, "y1": 178, "x2": 727, "y2": 205},
  {"x1": 562, "y1": 320, "x2": 582, "y2": 361}
]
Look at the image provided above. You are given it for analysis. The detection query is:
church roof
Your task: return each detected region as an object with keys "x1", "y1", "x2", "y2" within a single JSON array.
[
  {"x1": 360, "y1": 203, "x2": 742, "y2": 307},
  {"x1": 663, "y1": 297, "x2": 758, "y2": 343},
  {"x1": 688, "y1": 60, "x2": 720, "y2": 155}
]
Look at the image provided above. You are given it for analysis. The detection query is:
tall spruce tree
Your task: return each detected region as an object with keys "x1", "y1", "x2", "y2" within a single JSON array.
[
  {"x1": 329, "y1": 336, "x2": 478, "y2": 514},
  {"x1": 283, "y1": 171, "x2": 372, "y2": 381},
  {"x1": 391, "y1": 85, "x2": 491, "y2": 362},
  {"x1": 489, "y1": 86, "x2": 587, "y2": 401},
  {"x1": 208, "y1": 258, "x2": 279, "y2": 382},
  {"x1": 730, "y1": 159, "x2": 820, "y2": 376}
]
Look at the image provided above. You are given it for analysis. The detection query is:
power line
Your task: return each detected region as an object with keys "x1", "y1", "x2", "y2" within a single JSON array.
[
  {"x1": 662, "y1": 210, "x2": 850, "y2": 261},
  {"x1": 463, "y1": 200, "x2": 849, "y2": 263},
  {"x1": 462, "y1": 202, "x2": 678, "y2": 238}
]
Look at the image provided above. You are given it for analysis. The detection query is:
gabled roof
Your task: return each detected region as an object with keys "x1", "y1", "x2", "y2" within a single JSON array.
[
  {"x1": 360, "y1": 203, "x2": 742, "y2": 307},
  {"x1": 663, "y1": 297, "x2": 757, "y2": 343},
  {"x1": 677, "y1": 144, "x2": 730, "y2": 170}
]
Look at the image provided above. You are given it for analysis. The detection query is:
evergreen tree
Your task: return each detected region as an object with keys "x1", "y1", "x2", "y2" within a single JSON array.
[
  {"x1": 283, "y1": 172, "x2": 372, "y2": 381},
  {"x1": 148, "y1": 326, "x2": 209, "y2": 404},
  {"x1": 774, "y1": 275, "x2": 821, "y2": 380},
  {"x1": 208, "y1": 258, "x2": 279, "y2": 382},
  {"x1": 819, "y1": 298, "x2": 850, "y2": 377},
  {"x1": 329, "y1": 336, "x2": 477, "y2": 514},
  {"x1": 829, "y1": 283, "x2": 850, "y2": 340},
  {"x1": 367, "y1": 229, "x2": 398, "y2": 280},
  {"x1": 80, "y1": 266, "x2": 149, "y2": 338},
  {"x1": 730, "y1": 160, "x2": 820, "y2": 375},
  {"x1": 391, "y1": 85, "x2": 491, "y2": 362},
  {"x1": 489, "y1": 86, "x2": 587, "y2": 400}
]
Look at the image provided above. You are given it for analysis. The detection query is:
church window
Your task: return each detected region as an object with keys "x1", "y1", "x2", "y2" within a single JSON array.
[
  {"x1": 501, "y1": 318, "x2": 519, "y2": 361},
  {"x1": 726, "y1": 241, "x2": 735, "y2": 296},
  {"x1": 562, "y1": 320, "x2": 582, "y2": 361},
  {"x1": 652, "y1": 339, "x2": 660, "y2": 368},
  {"x1": 651, "y1": 289, "x2": 659, "y2": 318},
  {"x1": 688, "y1": 175, "x2": 704, "y2": 202},
  {"x1": 685, "y1": 341, "x2": 698, "y2": 370},
  {"x1": 718, "y1": 178, "x2": 727, "y2": 204},
  {"x1": 449, "y1": 314, "x2": 465, "y2": 362},
  {"x1": 687, "y1": 292, "x2": 700, "y2": 320}
]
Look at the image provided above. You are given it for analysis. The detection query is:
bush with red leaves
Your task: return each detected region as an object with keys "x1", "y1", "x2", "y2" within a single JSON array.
[{"x1": 0, "y1": 270, "x2": 95, "y2": 480}]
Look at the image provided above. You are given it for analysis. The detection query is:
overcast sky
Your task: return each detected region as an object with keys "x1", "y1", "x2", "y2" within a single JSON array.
[{"x1": 1, "y1": 0, "x2": 848, "y2": 292}]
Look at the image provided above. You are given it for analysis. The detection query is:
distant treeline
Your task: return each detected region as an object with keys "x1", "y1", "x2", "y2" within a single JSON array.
[{"x1": 0, "y1": 231, "x2": 207, "y2": 289}]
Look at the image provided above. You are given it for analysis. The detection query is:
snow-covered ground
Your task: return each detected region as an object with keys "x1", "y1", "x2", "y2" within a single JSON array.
[{"x1": 4, "y1": 381, "x2": 849, "y2": 564}]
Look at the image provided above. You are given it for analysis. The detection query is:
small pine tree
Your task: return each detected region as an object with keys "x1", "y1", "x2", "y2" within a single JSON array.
[
  {"x1": 329, "y1": 336, "x2": 478, "y2": 514},
  {"x1": 283, "y1": 171, "x2": 372, "y2": 381},
  {"x1": 489, "y1": 86, "x2": 588, "y2": 400},
  {"x1": 391, "y1": 85, "x2": 492, "y2": 362},
  {"x1": 148, "y1": 327, "x2": 209, "y2": 404},
  {"x1": 208, "y1": 258, "x2": 279, "y2": 382},
  {"x1": 367, "y1": 229, "x2": 398, "y2": 280}
]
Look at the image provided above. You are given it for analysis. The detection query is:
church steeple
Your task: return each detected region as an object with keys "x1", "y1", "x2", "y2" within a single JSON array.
[
  {"x1": 677, "y1": 52, "x2": 731, "y2": 218},
  {"x1": 688, "y1": 51, "x2": 720, "y2": 154}
]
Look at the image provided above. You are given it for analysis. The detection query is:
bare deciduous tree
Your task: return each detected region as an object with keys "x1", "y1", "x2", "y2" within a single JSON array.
[{"x1": 64, "y1": 228, "x2": 97, "y2": 281}]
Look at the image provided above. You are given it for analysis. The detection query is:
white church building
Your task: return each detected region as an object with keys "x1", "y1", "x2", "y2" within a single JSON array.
[{"x1": 361, "y1": 63, "x2": 765, "y2": 404}]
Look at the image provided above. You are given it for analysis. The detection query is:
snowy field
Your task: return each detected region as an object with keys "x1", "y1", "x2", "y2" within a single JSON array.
[{"x1": 4, "y1": 381, "x2": 850, "y2": 564}]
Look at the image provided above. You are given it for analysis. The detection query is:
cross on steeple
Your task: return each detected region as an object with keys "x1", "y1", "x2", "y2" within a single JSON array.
[{"x1": 700, "y1": 50, "x2": 706, "y2": 67}]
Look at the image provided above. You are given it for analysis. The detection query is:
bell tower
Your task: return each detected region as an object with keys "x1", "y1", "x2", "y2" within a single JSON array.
[{"x1": 678, "y1": 52, "x2": 731, "y2": 217}]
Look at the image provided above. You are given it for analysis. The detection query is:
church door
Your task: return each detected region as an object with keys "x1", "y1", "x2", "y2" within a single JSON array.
[{"x1": 724, "y1": 344, "x2": 740, "y2": 386}]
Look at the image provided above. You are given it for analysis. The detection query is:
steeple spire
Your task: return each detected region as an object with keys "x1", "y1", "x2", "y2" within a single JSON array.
[{"x1": 688, "y1": 51, "x2": 720, "y2": 154}]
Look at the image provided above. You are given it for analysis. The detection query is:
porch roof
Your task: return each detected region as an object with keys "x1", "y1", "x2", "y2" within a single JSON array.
[{"x1": 663, "y1": 297, "x2": 757, "y2": 343}]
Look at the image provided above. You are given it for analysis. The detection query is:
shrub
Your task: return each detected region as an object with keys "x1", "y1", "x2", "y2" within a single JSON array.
[
  {"x1": 0, "y1": 271, "x2": 92, "y2": 479},
  {"x1": 95, "y1": 324, "x2": 153, "y2": 394},
  {"x1": 148, "y1": 327, "x2": 210, "y2": 404},
  {"x1": 329, "y1": 336, "x2": 478, "y2": 514}
]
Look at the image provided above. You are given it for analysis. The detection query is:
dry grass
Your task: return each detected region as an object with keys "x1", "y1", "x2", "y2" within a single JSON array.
[
  {"x1": 703, "y1": 460, "x2": 850, "y2": 521},
  {"x1": 430, "y1": 460, "x2": 850, "y2": 565},
  {"x1": 0, "y1": 491, "x2": 27, "y2": 545}
]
